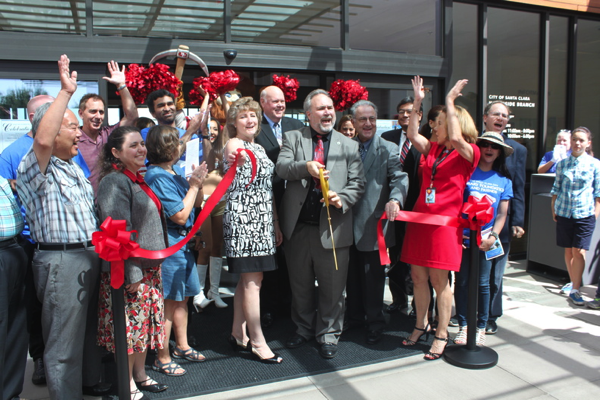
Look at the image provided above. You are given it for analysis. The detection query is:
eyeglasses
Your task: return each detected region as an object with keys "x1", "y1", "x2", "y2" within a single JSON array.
[
  {"x1": 489, "y1": 112, "x2": 509, "y2": 119},
  {"x1": 398, "y1": 109, "x2": 414, "y2": 115},
  {"x1": 479, "y1": 142, "x2": 501, "y2": 150}
]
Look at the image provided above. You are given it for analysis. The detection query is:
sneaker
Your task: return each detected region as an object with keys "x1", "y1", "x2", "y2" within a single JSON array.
[
  {"x1": 448, "y1": 317, "x2": 459, "y2": 327},
  {"x1": 559, "y1": 282, "x2": 573, "y2": 294},
  {"x1": 485, "y1": 320, "x2": 498, "y2": 335},
  {"x1": 476, "y1": 328, "x2": 486, "y2": 346},
  {"x1": 454, "y1": 326, "x2": 467, "y2": 345},
  {"x1": 569, "y1": 291, "x2": 585, "y2": 306},
  {"x1": 586, "y1": 298, "x2": 600, "y2": 310}
]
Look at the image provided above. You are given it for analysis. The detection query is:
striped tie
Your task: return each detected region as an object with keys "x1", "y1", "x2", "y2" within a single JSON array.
[
  {"x1": 273, "y1": 123, "x2": 282, "y2": 146},
  {"x1": 400, "y1": 137, "x2": 410, "y2": 166}
]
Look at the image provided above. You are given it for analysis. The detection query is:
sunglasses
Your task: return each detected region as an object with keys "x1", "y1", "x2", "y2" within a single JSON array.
[{"x1": 479, "y1": 141, "x2": 501, "y2": 150}]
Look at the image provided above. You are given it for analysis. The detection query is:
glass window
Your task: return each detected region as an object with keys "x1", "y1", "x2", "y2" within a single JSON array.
[
  {"x1": 574, "y1": 19, "x2": 600, "y2": 156},
  {"x1": 231, "y1": 0, "x2": 340, "y2": 47},
  {"x1": 451, "y1": 2, "x2": 479, "y2": 120},
  {"x1": 93, "y1": 0, "x2": 224, "y2": 40},
  {"x1": 545, "y1": 16, "x2": 569, "y2": 153},
  {"x1": 349, "y1": 0, "x2": 441, "y2": 55},
  {"x1": 0, "y1": 0, "x2": 85, "y2": 34},
  {"x1": 486, "y1": 7, "x2": 540, "y2": 174}
]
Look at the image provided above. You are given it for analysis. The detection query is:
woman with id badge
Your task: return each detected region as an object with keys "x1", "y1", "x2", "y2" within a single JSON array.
[
  {"x1": 400, "y1": 76, "x2": 480, "y2": 360},
  {"x1": 454, "y1": 132, "x2": 513, "y2": 347}
]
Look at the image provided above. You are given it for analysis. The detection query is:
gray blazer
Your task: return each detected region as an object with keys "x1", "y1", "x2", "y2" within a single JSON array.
[
  {"x1": 96, "y1": 172, "x2": 168, "y2": 284},
  {"x1": 352, "y1": 135, "x2": 408, "y2": 252},
  {"x1": 276, "y1": 126, "x2": 365, "y2": 248}
]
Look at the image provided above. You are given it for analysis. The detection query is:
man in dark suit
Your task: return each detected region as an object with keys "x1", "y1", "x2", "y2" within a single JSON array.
[
  {"x1": 345, "y1": 100, "x2": 408, "y2": 345},
  {"x1": 255, "y1": 86, "x2": 305, "y2": 326},
  {"x1": 380, "y1": 97, "x2": 423, "y2": 314},
  {"x1": 482, "y1": 101, "x2": 527, "y2": 335},
  {"x1": 276, "y1": 89, "x2": 365, "y2": 359}
]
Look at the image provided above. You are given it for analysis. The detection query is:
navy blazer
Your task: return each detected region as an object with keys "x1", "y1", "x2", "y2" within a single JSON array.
[
  {"x1": 255, "y1": 116, "x2": 305, "y2": 206},
  {"x1": 380, "y1": 129, "x2": 421, "y2": 211},
  {"x1": 501, "y1": 134, "x2": 527, "y2": 244}
]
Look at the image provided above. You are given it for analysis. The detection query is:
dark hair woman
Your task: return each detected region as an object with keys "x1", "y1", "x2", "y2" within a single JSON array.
[{"x1": 96, "y1": 125, "x2": 169, "y2": 400}]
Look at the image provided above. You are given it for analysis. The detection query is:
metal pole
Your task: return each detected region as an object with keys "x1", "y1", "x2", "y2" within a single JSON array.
[
  {"x1": 111, "y1": 286, "x2": 130, "y2": 399},
  {"x1": 444, "y1": 228, "x2": 499, "y2": 369}
]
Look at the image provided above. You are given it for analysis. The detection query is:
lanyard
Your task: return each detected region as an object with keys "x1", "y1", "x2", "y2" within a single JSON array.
[{"x1": 430, "y1": 147, "x2": 454, "y2": 187}]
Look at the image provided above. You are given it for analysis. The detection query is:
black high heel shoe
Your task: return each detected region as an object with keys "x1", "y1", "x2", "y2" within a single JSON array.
[
  {"x1": 424, "y1": 335, "x2": 449, "y2": 361},
  {"x1": 402, "y1": 324, "x2": 430, "y2": 346},
  {"x1": 251, "y1": 346, "x2": 283, "y2": 364},
  {"x1": 228, "y1": 335, "x2": 249, "y2": 352}
]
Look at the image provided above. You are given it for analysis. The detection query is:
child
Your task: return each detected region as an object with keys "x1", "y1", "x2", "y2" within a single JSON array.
[
  {"x1": 551, "y1": 127, "x2": 600, "y2": 306},
  {"x1": 454, "y1": 131, "x2": 513, "y2": 347}
]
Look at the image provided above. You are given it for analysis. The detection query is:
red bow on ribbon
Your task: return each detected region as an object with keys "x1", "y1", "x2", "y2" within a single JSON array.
[
  {"x1": 92, "y1": 217, "x2": 140, "y2": 289},
  {"x1": 461, "y1": 195, "x2": 494, "y2": 247},
  {"x1": 94, "y1": 149, "x2": 257, "y2": 289},
  {"x1": 376, "y1": 195, "x2": 494, "y2": 265}
]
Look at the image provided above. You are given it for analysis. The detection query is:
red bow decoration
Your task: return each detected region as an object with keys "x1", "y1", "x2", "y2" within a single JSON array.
[
  {"x1": 92, "y1": 217, "x2": 140, "y2": 289},
  {"x1": 329, "y1": 79, "x2": 369, "y2": 111},
  {"x1": 376, "y1": 195, "x2": 494, "y2": 265},
  {"x1": 189, "y1": 70, "x2": 240, "y2": 104},
  {"x1": 94, "y1": 149, "x2": 256, "y2": 289},
  {"x1": 272, "y1": 74, "x2": 300, "y2": 102},
  {"x1": 461, "y1": 195, "x2": 494, "y2": 246},
  {"x1": 122, "y1": 63, "x2": 182, "y2": 105}
]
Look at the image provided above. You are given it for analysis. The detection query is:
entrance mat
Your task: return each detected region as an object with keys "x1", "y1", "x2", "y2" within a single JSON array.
[{"x1": 105, "y1": 299, "x2": 428, "y2": 399}]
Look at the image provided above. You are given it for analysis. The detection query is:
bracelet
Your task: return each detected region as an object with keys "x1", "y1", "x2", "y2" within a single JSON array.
[{"x1": 117, "y1": 83, "x2": 127, "y2": 91}]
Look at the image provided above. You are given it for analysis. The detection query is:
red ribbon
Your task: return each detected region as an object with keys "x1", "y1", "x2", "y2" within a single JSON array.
[
  {"x1": 93, "y1": 149, "x2": 257, "y2": 289},
  {"x1": 377, "y1": 195, "x2": 494, "y2": 266}
]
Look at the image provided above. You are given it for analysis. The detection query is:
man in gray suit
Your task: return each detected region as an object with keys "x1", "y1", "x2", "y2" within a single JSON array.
[
  {"x1": 345, "y1": 100, "x2": 408, "y2": 345},
  {"x1": 256, "y1": 85, "x2": 304, "y2": 326},
  {"x1": 276, "y1": 89, "x2": 365, "y2": 359}
]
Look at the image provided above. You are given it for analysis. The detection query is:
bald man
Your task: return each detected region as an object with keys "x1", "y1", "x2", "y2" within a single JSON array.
[
  {"x1": 255, "y1": 85, "x2": 305, "y2": 326},
  {"x1": 0, "y1": 95, "x2": 90, "y2": 387}
]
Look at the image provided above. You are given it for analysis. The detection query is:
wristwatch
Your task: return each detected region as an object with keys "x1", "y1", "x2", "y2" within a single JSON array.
[{"x1": 489, "y1": 231, "x2": 499, "y2": 240}]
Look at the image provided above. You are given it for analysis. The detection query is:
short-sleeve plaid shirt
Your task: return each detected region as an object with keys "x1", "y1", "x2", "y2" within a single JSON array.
[
  {"x1": 551, "y1": 153, "x2": 600, "y2": 219},
  {"x1": 16, "y1": 147, "x2": 97, "y2": 243},
  {"x1": 0, "y1": 176, "x2": 24, "y2": 240}
]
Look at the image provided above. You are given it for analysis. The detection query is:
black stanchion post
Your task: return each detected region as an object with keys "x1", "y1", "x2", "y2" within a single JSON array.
[
  {"x1": 444, "y1": 228, "x2": 499, "y2": 369},
  {"x1": 112, "y1": 287, "x2": 131, "y2": 399}
]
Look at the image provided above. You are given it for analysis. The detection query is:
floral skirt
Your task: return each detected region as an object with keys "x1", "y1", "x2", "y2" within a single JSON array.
[{"x1": 97, "y1": 266, "x2": 165, "y2": 354}]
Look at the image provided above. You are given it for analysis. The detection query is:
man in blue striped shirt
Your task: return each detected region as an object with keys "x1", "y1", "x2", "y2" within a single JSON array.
[{"x1": 0, "y1": 175, "x2": 28, "y2": 400}]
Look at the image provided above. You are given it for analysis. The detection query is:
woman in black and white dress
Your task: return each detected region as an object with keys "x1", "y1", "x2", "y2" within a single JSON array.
[{"x1": 223, "y1": 96, "x2": 283, "y2": 364}]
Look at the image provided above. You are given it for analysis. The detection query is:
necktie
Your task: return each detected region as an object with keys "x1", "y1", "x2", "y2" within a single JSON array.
[
  {"x1": 400, "y1": 137, "x2": 411, "y2": 166},
  {"x1": 273, "y1": 123, "x2": 282, "y2": 146},
  {"x1": 359, "y1": 142, "x2": 367, "y2": 162},
  {"x1": 314, "y1": 135, "x2": 324, "y2": 189}
]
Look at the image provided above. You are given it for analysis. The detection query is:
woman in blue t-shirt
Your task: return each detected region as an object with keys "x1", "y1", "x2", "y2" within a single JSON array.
[{"x1": 454, "y1": 131, "x2": 513, "y2": 347}]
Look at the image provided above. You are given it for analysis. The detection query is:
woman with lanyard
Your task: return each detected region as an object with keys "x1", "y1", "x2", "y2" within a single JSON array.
[{"x1": 400, "y1": 76, "x2": 480, "y2": 360}]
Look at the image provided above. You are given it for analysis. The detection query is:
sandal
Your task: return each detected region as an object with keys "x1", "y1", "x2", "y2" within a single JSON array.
[
  {"x1": 424, "y1": 335, "x2": 449, "y2": 361},
  {"x1": 134, "y1": 377, "x2": 168, "y2": 393},
  {"x1": 152, "y1": 359, "x2": 187, "y2": 376},
  {"x1": 172, "y1": 346, "x2": 206, "y2": 362},
  {"x1": 131, "y1": 388, "x2": 149, "y2": 400},
  {"x1": 402, "y1": 324, "x2": 430, "y2": 346}
]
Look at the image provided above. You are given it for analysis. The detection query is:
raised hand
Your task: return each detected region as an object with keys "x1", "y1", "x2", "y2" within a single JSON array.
[
  {"x1": 58, "y1": 54, "x2": 77, "y2": 94},
  {"x1": 189, "y1": 161, "x2": 209, "y2": 188},
  {"x1": 447, "y1": 79, "x2": 468, "y2": 102},
  {"x1": 102, "y1": 60, "x2": 126, "y2": 87},
  {"x1": 412, "y1": 75, "x2": 425, "y2": 103}
]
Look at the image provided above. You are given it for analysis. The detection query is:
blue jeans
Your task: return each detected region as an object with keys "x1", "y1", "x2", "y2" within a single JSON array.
[
  {"x1": 455, "y1": 248, "x2": 493, "y2": 329},
  {"x1": 488, "y1": 242, "x2": 510, "y2": 322}
]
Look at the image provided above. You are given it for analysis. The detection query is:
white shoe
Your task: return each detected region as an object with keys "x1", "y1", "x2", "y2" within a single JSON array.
[
  {"x1": 193, "y1": 264, "x2": 213, "y2": 312},
  {"x1": 454, "y1": 326, "x2": 467, "y2": 345},
  {"x1": 476, "y1": 328, "x2": 486, "y2": 346},
  {"x1": 208, "y1": 256, "x2": 228, "y2": 308}
]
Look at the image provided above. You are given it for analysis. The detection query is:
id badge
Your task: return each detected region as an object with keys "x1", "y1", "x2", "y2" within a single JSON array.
[{"x1": 425, "y1": 187, "x2": 436, "y2": 204}]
